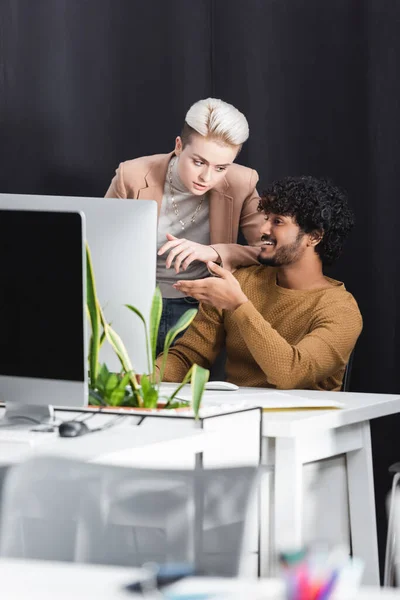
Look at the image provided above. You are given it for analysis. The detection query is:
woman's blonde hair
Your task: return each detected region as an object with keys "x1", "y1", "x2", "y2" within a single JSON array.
[{"x1": 181, "y1": 98, "x2": 249, "y2": 148}]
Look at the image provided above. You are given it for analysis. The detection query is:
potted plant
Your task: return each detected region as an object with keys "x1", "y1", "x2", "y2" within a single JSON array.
[{"x1": 86, "y1": 244, "x2": 209, "y2": 417}]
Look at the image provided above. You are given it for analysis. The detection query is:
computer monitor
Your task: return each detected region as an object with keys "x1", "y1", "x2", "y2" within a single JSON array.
[
  {"x1": 0, "y1": 209, "x2": 87, "y2": 422},
  {"x1": 0, "y1": 195, "x2": 157, "y2": 376}
]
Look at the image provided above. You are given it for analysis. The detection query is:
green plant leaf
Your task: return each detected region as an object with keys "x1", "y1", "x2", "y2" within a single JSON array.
[
  {"x1": 140, "y1": 374, "x2": 151, "y2": 397},
  {"x1": 104, "y1": 322, "x2": 132, "y2": 373},
  {"x1": 109, "y1": 387, "x2": 127, "y2": 406},
  {"x1": 143, "y1": 386, "x2": 159, "y2": 408},
  {"x1": 89, "y1": 388, "x2": 104, "y2": 406},
  {"x1": 159, "y1": 308, "x2": 198, "y2": 383},
  {"x1": 165, "y1": 400, "x2": 190, "y2": 409},
  {"x1": 191, "y1": 364, "x2": 209, "y2": 420},
  {"x1": 86, "y1": 244, "x2": 101, "y2": 388},
  {"x1": 120, "y1": 393, "x2": 140, "y2": 408},
  {"x1": 139, "y1": 374, "x2": 159, "y2": 408},
  {"x1": 98, "y1": 303, "x2": 141, "y2": 405},
  {"x1": 105, "y1": 372, "x2": 119, "y2": 395},
  {"x1": 118, "y1": 371, "x2": 133, "y2": 390},
  {"x1": 164, "y1": 308, "x2": 197, "y2": 351},
  {"x1": 164, "y1": 367, "x2": 193, "y2": 407},
  {"x1": 98, "y1": 306, "x2": 133, "y2": 373},
  {"x1": 149, "y1": 287, "x2": 163, "y2": 364},
  {"x1": 99, "y1": 330, "x2": 106, "y2": 348},
  {"x1": 92, "y1": 370, "x2": 133, "y2": 407},
  {"x1": 95, "y1": 363, "x2": 109, "y2": 394},
  {"x1": 125, "y1": 303, "x2": 151, "y2": 375}
]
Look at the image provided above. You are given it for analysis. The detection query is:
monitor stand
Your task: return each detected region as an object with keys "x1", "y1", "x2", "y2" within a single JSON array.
[{"x1": 1, "y1": 403, "x2": 55, "y2": 428}]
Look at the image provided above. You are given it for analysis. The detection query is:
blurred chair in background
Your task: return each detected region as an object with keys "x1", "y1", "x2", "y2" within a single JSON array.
[{"x1": 0, "y1": 456, "x2": 260, "y2": 577}]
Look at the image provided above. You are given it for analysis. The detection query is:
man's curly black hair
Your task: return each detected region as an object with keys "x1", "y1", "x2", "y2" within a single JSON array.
[{"x1": 258, "y1": 176, "x2": 354, "y2": 265}]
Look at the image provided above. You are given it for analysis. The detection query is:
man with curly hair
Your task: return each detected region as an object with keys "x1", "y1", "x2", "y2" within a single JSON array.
[{"x1": 157, "y1": 176, "x2": 362, "y2": 390}]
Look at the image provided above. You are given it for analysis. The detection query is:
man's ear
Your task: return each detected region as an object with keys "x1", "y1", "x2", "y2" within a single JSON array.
[{"x1": 308, "y1": 229, "x2": 324, "y2": 247}]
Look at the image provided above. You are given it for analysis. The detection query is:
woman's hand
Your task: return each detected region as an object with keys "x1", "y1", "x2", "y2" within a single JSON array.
[
  {"x1": 158, "y1": 233, "x2": 219, "y2": 273},
  {"x1": 173, "y1": 262, "x2": 248, "y2": 311}
]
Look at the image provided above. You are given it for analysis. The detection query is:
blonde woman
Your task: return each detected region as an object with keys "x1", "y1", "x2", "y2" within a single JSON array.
[{"x1": 105, "y1": 98, "x2": 264, "y2": 353}]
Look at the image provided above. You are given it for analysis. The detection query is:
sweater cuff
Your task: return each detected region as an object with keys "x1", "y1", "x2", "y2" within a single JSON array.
[{"x1": 230, "y1": 299, "x2": 257, "y2": 321}]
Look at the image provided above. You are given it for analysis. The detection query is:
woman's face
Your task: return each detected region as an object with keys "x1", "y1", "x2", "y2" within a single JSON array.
[{"x1": 174, "y1": 133, "x2": 239, "y2": 195}]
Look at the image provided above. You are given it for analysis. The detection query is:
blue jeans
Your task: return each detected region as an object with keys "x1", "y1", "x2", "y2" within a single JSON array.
[{"x1": 156, "y1": 297, "x2": 199, "y2": 357}]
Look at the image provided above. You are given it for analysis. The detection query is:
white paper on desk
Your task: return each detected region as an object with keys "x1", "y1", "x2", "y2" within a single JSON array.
[{"x1": 175, "y1": 390, "x2": 344, "y2": 410}]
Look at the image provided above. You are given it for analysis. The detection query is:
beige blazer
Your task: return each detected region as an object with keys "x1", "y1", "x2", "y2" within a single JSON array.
[{"x1": 105, "y1": 152, "x2": 264, "y2": 270}]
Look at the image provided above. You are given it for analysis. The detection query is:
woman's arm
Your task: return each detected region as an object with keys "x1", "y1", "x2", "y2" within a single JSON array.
[
  {"x1": 211, "y1": 169, "x2": 264, "y2": 271},
  {"x1": 104, "y1": 163, "x2": 128, "y2": 198}
]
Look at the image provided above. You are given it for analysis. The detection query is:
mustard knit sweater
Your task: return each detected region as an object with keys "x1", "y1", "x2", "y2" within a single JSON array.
[{"x1": 159, "y1": 265, "x2": 363, "y2": 391}]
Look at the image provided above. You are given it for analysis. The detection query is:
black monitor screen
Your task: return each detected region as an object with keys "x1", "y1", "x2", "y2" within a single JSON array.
[{"x1": 0, "y1": 210, "x2": 85, "y2": 382}]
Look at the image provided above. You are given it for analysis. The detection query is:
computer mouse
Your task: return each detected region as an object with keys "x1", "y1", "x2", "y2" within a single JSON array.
[
  {"x1": 58, "y1": 420, "x2": 90, "y2": 438},
  {"x1": 204, "y1": 381, "x2": 239, "y2": 391}
]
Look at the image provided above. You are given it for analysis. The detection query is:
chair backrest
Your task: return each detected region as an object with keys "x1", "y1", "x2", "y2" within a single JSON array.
[
  {"x1": 209, "y1": 347, "x2": 227, "y2": 381},
  {"x1": 0, "y1": 456, "x2": 259, "y2": 577},
  {"x1": 341, "y1": 350, "x2": 355, "y2": 392}
]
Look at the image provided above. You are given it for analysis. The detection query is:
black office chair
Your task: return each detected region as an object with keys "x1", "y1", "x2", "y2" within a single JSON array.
[
  {"x1": 341, "y1": 350, "x2": 355, "y2": 392},
  {"x1": 209, "y1": 348, "x2": 227, "y2": 381}
]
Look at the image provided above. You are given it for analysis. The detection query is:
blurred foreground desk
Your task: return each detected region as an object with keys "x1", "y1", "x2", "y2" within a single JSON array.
[
  {"x1": 190, "y1": 387, "x2": 400, "y2": 584},
  {"x1": 0, "y1": 558, "x2": 397, "y2": 600},
  {"x1": 0, "y1": 558, "x2": 145, "y2": 599}
]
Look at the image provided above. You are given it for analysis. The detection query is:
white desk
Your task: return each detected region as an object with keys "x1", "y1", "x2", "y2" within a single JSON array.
[
  {"x1": 259, "y1": 389, "x2": 400, "y2": 586},
  {"x1": 0, "y1": 559, "x2": 396, "y2": 599},
  {"x1": 193, "y1": 387, "x2": 400, "y2": 585},
  {"x1": 0, "y1": 403, "x2": 261, "y2": 469}
]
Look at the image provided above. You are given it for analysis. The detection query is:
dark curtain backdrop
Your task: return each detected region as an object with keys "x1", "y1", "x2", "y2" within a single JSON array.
[{"x1": 1, "y1": 0, "x2": 400, "y2": 573}]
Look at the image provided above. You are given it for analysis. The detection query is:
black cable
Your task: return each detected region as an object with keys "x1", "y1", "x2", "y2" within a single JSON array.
[
  {"x1": 72, "y1": 407, "x2": 106, "y2": 423},
  {"x1": 90, "y1": 413, "x2": 146, "y2": 433},
  {"x1": 91, "y1": 414, "x2": 126, "y2": 432},
  {"x1": 0, "y1": 407, "x2": 146, "y2": 434},
  {"x1": 72, "y1": 407, "x2": 146, "y2": 427},
  {"x1": 25, "y1": 408, "x2": 147, "y2": 436}
]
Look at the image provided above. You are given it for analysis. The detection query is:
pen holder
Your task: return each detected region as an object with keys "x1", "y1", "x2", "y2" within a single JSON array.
[{"x1": 280, "y1": 547, "x2": 364, "y2": 600}]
